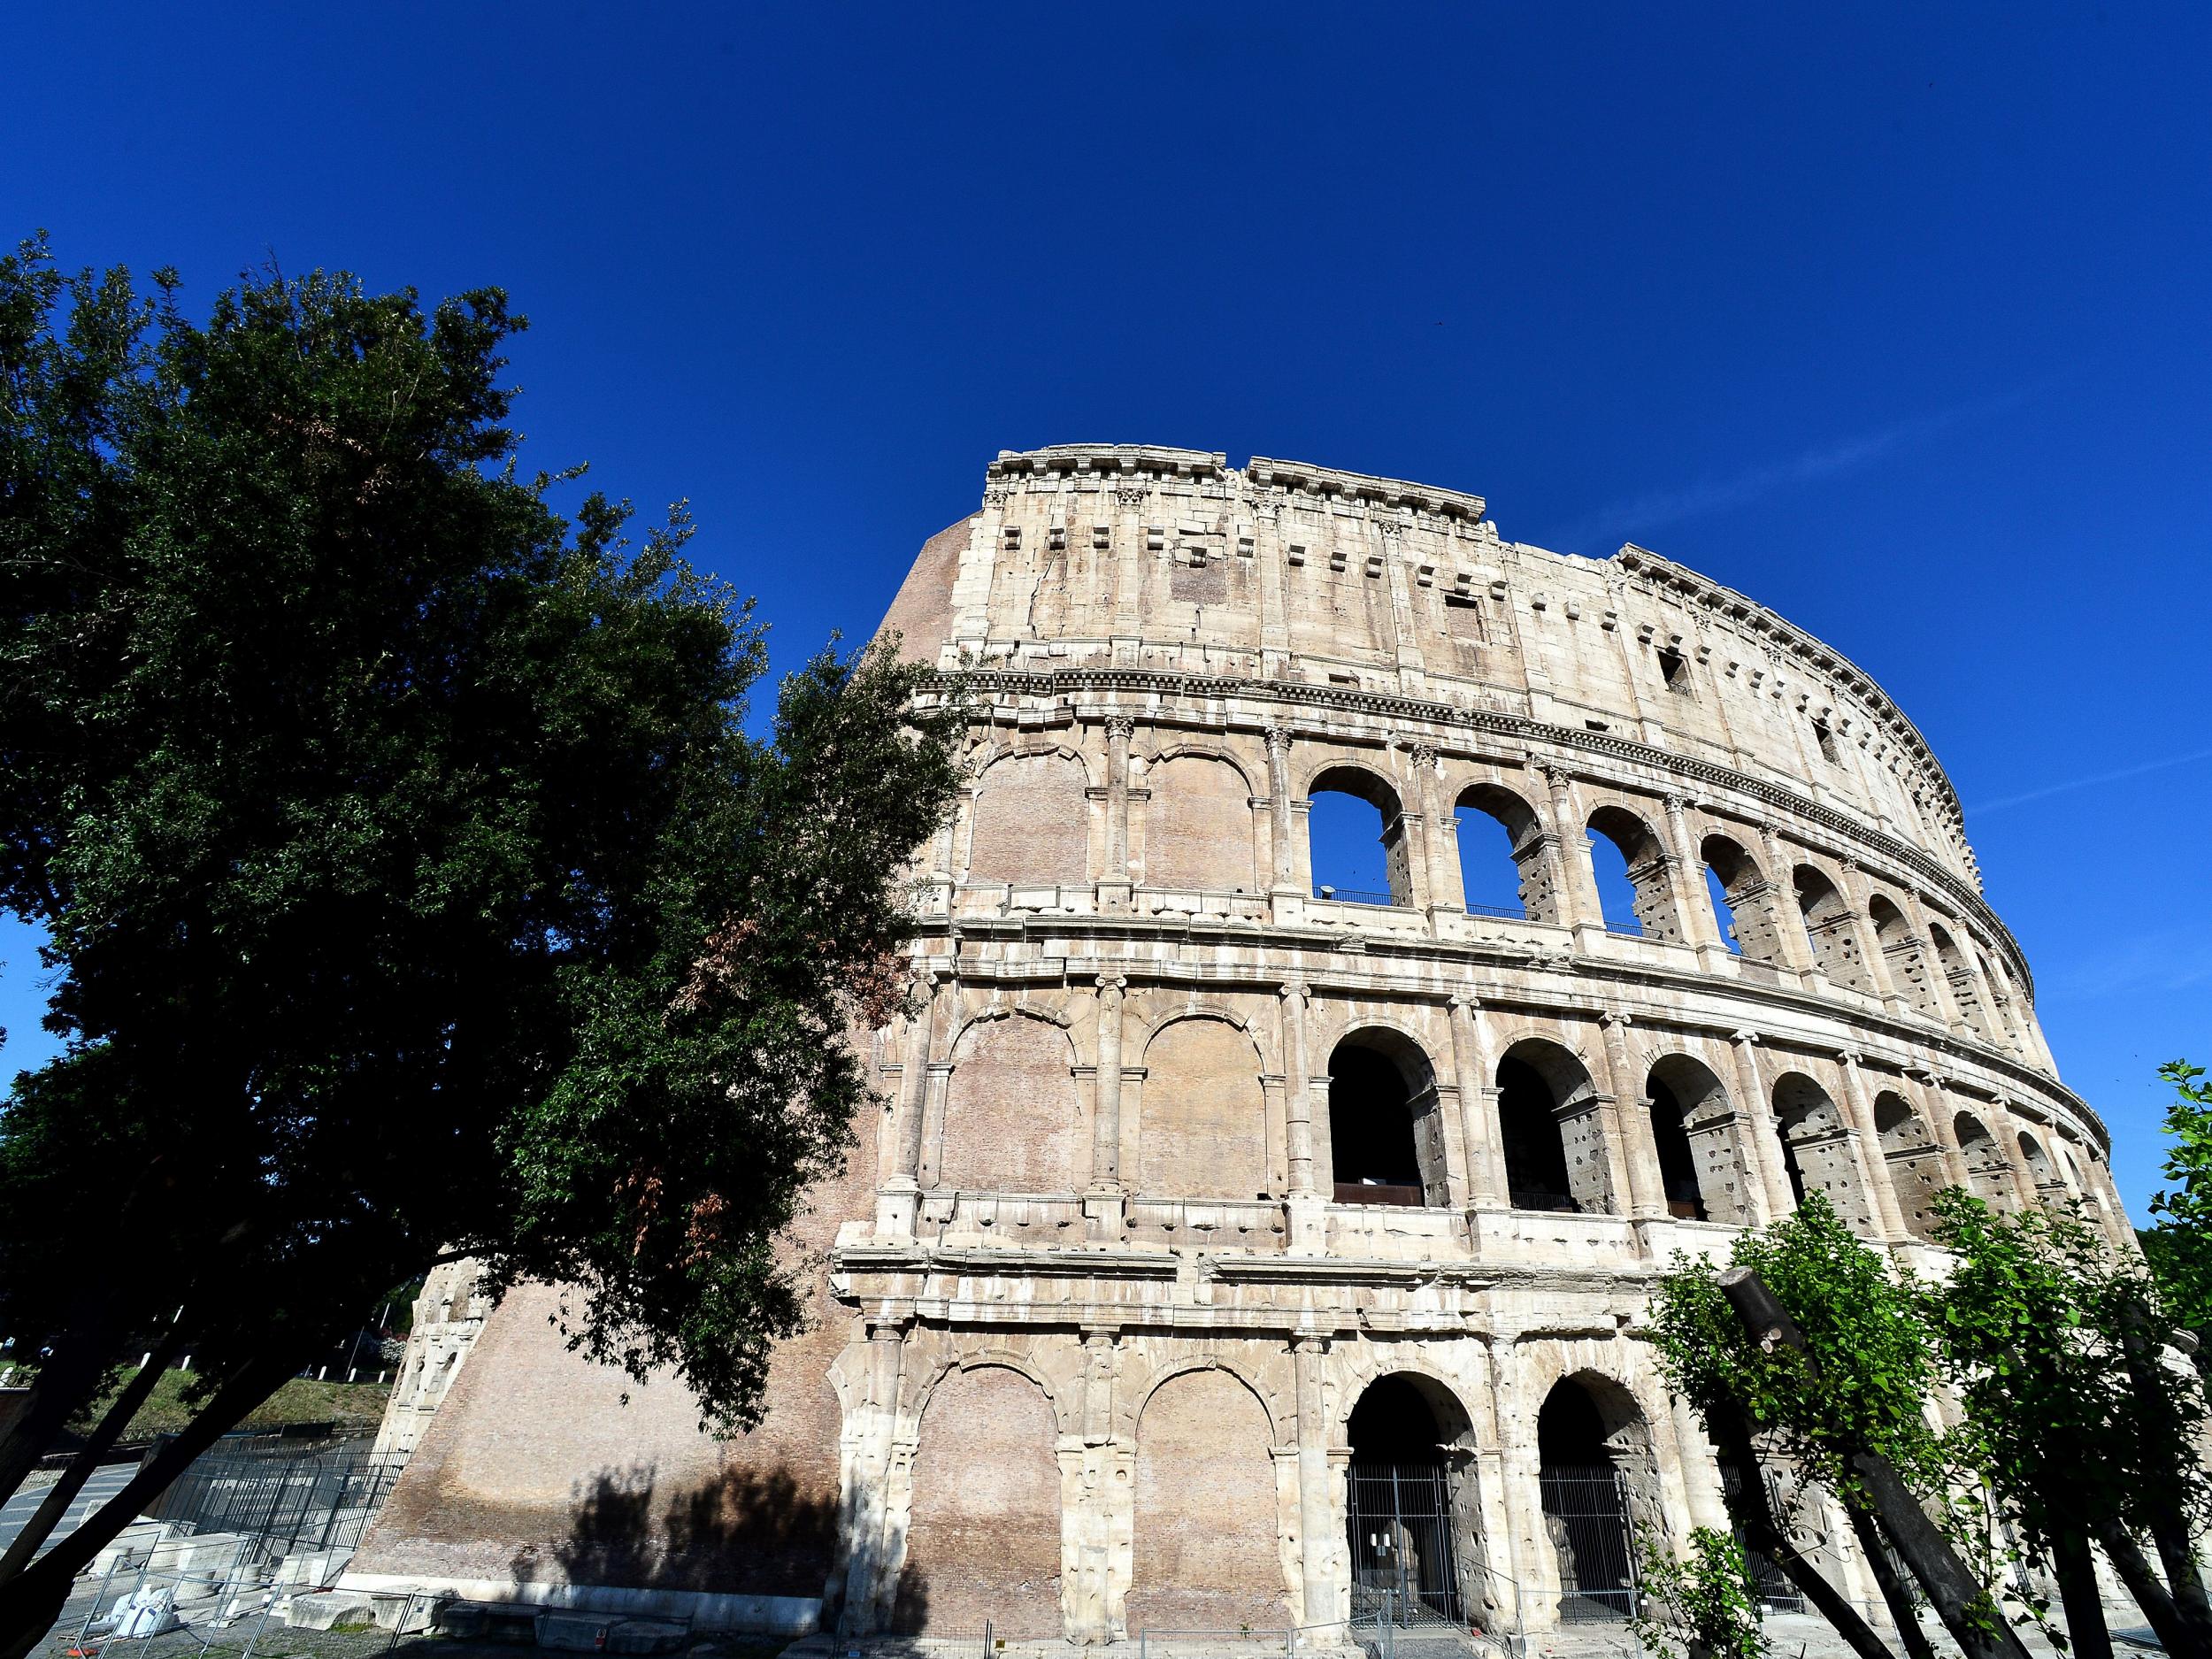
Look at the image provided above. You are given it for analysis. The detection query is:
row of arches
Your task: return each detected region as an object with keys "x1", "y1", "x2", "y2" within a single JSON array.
[
  {"x1": 891, "y1": 1351, "x2": 1668, "y2": 1637},
  {"x1": 954, "y1": 741, "x2": 2036, "y2": 1058},
  {"x1": 922, "y1": 1006, "x2": 2100, "y2": 1243}
]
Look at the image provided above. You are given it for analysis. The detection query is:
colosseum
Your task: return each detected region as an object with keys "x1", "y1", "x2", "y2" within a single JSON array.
[{"x1": 351, "y1": 443, "x2": 2129, "y2": 1647}]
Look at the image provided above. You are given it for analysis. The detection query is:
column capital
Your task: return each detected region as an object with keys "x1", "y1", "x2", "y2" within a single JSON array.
[
  {"x1": 1836, "y1": 1049, "x2": 1865, "y2": 1071},
  {"x1": 1094, "y1": 973, "x2": 1128, "y2": 999},
  {"x1": 1601, "y1": 1008, "x2": 1633, "y2": 1031},
  {"x1": 1404, "y1": 741, "x2": 1439, "y2": 768},
  {"x1": 1449, "y1": 990, "x2": 1482, "y2": 1012},
  {"x1": 1730, "y1": 1028, "x2": 1763, "y2": 1048},
  {"x1": 1279, "y1": 979, "x2": 1312, "y2": 1004},
  {"x1": 1103, "y1": 714, "x2": 1136, "y2": 741},
  {"x1": 1263, "y1": 723, "x2": 1294, "y2": 757},
  {"x1": 1288, "y1": 1330, "x2": 1333, "y2": 1356}
]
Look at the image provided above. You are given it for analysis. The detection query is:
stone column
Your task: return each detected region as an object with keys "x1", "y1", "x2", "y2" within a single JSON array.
[
  {"x1": 1838, "y1": 1052, "x2": 1909, "y2": 1242},
  {"x1": 1065, "y1": 1328, "x2": 1123, "y2": 1642},
  {"x1": 1088, "y1": 978, "x2": 1127, "y2": 1237},
  {"x1": 1661, "y1": 794, "x2": 1726, "y2": 959},
  {"x1": 1756, "y1": 826, "x2": 1818, "y2": 979},
  {"x1": 880, "y1": 972, "x2": 949, "y2": 1236},
  {"x1": 1729, "y1": 1030, "x2": 1797, "y2": 1222},
  {"x1": 1293, "y1": 1334, "x2": 1343, "y2": 1626},
  {"x1": 1265, "y1": 724, "x2": 1298, "y2": 891},
  {"x1": 1539, "y1": 763, "x2": 1602, "y2": 934},
  {"x1": 1102, "y1": 716, "x2": 1134, "y2": 910},
  {"x1": 1922, "y1": 1076, "x2": 1977, "y2": 1194},
  {"x1": 1836, "y1": 858, "x2": 1906, "y2": 1011},
  {"x1": 1598, "y1": 1010, "x2": 1666, "y2": 1220},
  {"x1": 1985, "y1": 1097, "x2": 2045, "y2": 1212},
  {"x1": 837, "y1": 1317, "x2": 909, "y2": 1637},
  {"x1": 1898, "y1": 892, "x2": 1970, "y2": 1030},
  {"x1": 1408, "y1": 742, "x2": 1463, "y2": 917},
  {"x1": 1281, "y1": 981, "x2": 1317, "y2": 1195},
  {"x1": 1450, "y1": 994, "x2": 1505, "y2": 1210},
  {"x1": 1669, "y1": 1394, "x2": 1732, "y2": 1532}
]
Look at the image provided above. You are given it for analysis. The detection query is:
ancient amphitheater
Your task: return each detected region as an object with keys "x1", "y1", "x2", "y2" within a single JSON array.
[{"x1": 353, "y1": 443, "x2": 2127, "y2": 1648}]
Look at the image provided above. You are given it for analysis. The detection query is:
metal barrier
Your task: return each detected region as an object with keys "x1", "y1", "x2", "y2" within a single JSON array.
[
  {"x1": 1537, "y1": 1464, "x2": 1636, "y2": 1623},
  {"x1": 145, "y1": 1442, "x2": 399, "y2": 1557},
  {"x1": 1137, "y1": 1628, "x2": 1294, "y2": 1659}
]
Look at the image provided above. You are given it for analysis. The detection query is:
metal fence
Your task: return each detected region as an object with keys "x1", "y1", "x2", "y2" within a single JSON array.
[
  {"x1": 146, "y1": 1440, "x2": 400, "y2": 1557},
  {"x1": 1717, "y1": 1463, "x2": 1807, "y2": 1614},
  {"x1": 1347, "y1": 1463, "x2": 1464, "y2": 1627},
  {"x1": 1536, "y1": 1464, "x2": 1635, "y2": 1623}
]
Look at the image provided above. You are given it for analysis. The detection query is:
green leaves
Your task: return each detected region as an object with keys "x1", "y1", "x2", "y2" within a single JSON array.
[
  {"x1": 0, "y1": 240, "x2": 964, "y2": 1437},
  {"x1": 1630, "y1": 1527, "x2": 1772, "y2": 1659}
]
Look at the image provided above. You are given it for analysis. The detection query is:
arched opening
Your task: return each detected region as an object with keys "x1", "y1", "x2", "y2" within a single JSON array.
[
  {"x1": 1346, "y1": 1375, "x2": 1486, "y2": 1629},
  {"x1": 966, "y1": 750, "x2": 1090, "y2": 887},
  {"x1": 1874, "y1": 1091, "x2": 1947, "y2": 1242},
  {"x1": 1538, "y1": 1376, "x2": 1655, "y2": 1624},
  {"x1": 1497, "y1": 1041, "x2": 1610, "y2": 1215},
  {"x1": 1310, "y1": 765, "x2": 1409, "y2": 907},
  {"x1": 1329, "y1": 1031, "x2": 1446, "y2": 1207},
  {"x1": 2018, "y1": 1131, "x2": 2060, "y2": 1202},
  {"x1": 1455, "y1": 783, "x2": 1556, "y2": 922},
  {"x1": 1868, "y1": 893, "x2": 1939, "y2": 1018},
  {"x1": 1978, "y1": 949, "x2": 2024, "y2": 1048},
  {"x1": 1953, "y1": 1111, "x2": 2016, "y2": 1210},
  {"x1": 1771, "y1": 1073, "x2": 1875, "y2": 1233},
  {"x1": 1586, "y1": 806, "x2": 1683, "y2": 942},
  {"x1": 1928, "y1": 922, "x2": 1992, "y2": 1041},
  {"x1": 1144, "y1": 753, "x2": 1259, "y2": 892},
  {"x1": 1699, "y1": 833, "x2": 1784, "y2": 965},
  {"x1": 1132, "y1": 1369, "x2": 1286, "y2": 1632},
  {"x1": 1647, "y1": 1055, "x2": 1753, "y2": 1225},
  {"x1": 1793, "y1": 866, "x2": 1870, "y2": 992}
]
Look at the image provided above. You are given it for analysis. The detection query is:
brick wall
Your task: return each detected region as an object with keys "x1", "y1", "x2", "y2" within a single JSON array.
[{"x1": 1127, "y1": 1369, "x2": 1287, "y2": 1632}]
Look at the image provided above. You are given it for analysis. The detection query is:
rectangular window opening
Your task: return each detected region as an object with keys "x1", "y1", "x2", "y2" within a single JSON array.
[{"x1": 1657, "y1": 645, "x2": 1690, "y2": 693}]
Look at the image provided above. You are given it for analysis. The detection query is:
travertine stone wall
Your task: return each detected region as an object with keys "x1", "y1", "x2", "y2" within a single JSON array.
[{"x1": 354, "y1": 444, "x2": 2120, "y2": 1645}]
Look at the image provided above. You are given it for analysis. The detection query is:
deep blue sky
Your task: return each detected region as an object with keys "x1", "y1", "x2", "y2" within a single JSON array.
[{"x1": 5, "y1": 4, "x2": 2207, "y2": 1216}]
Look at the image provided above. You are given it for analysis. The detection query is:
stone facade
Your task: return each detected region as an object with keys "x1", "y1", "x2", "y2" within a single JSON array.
[{"x1": 350, "y1": 444, "x2": 2124, "y2": 1642}]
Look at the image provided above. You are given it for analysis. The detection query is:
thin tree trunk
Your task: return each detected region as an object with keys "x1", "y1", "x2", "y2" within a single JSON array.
[
  {"x1": 2051, "y1": 1529, "x2": 2114, "y2": 1659},
  {"x1": 1707, "y1": 1413, "x2": 1900, "y2": 1659},
  {"x1": 0, "y1": 1346, "x2": 299, "y2": 1659},
  {"x1": 2098, "y1": 1523, "x2": 2209, "y2": 1659},
  {"x1": 2153, "y1": 1524, "x2": 2212, "y2": 1650},
  {"x1": 1849, "y1": 1452, "x2": 2033, "y2": 1659},
  {"x1": 1847, "y1": 1505, "x2": 1938, "y2": 1659},
  {"x1": 0, "y1": 1331, "x2": 115, "y2": 1511},
  {"x1": 0, "y1": 1326, "x2": 184, "y2": 1579},
  {"x1": 2114, "y1": 1294, "x2": 2212, "y2": 1647}
]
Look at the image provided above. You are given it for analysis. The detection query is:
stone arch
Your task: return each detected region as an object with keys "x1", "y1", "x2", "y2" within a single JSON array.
[
  {"x1": 1129, "y1": 1366, "x2": 1292, "y2": 1632},
  {"x1": 1867, "y1": 892, "x2": 1940, "y2": 1018},
  {"x1": 1873, "y1": 1089, "x2": 1947, "y2": 1242},
  {"x1": 1343, "y1": 1371, "x2": 1492, "y2": 1626},
  {"x1": 1455, "y1": 781, "x2": 1558, "y2": 922},
  {"x1": 1535, "y1": 1371, "x2": 1660, "y2": 1624},
  {"x1": 1143, "y1": 751, "x2": 1258, "y2": 893},
  {"x1": 1308, "y1": 761, "x2": 1412, "y2": 906},
  {"x1": 1328, "y1": 1025, "x2": 1449, "y2": 1207},
  {"x1": 2017, "y1": 1129, "x2": 2060, "y2": 1202},
  {"x1": 905, "y1": 1346, "x2": 1074, "y2": 1439},
  {"x1": 1977, "y1": 947, "x2": 2024, "y2": 1047},
  {"x1": 1770, "y1": 1071, "x2": 1875, "y2": 1232},
  {"x1": 1136, "y1": 1014, "x2": 1269, "y2": 1200},
  {"x1": 1586, "y1": 803, "x2": 1685, "y2": 943},
  {"x1": 1793, "y1": 865, "x2": 1870, "y2": 992},
  {"x1": 1699, "y1": 833, "x2": 1786, "y2": 966},
  {"x1": 894, "y1": 1361, "x2": 1066, "y2": 1637},
  {"x1": 1122, "y1": 1352, "x2": 1287, "y2": 1444},
  {"x1": 1928, "y1": 921, "x2": 1993, "y2": 1041},
  {"x1": 936, "y1": 1010, "x2": 1082, "y2": 1193},
  {"x1": 1952, "y1": 1110, "x2": 2016, "y2": 1209},
  {"x1": 966, "y1": 747, "x2": 1091, "y2": 886},
  {"x1": 1645, "y1": 1053, "x2": 1754, "y2": 1224},
  {"x1": 1496, "y1": 1036, "x2": 1611, "y2": 1215}
]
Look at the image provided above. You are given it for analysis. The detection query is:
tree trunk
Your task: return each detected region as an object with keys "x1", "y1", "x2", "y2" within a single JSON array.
[
  {"x1": 1847, "y1": 1505, "x2": 1938, "y2": 1659},
  {"x1": 1707, "y1": 1412, "x2": 1899, "y2": 1659},
  {"x1": 2050, "y1": 1529, "x2": 2114, "y2": 1659},
  {"x1": 0, "y1": 1330, "x2": 117, "y2": 1510},
  {"x1": 2098, "y1": 1523, "x2": 2209, "y2": 1659},
  {"x1": 1850, "y1": 1452, "x2": 2033, "y2": 1659},
  {"x1": 0, "y1": 1327, "x2": 184, "y2": 1579},
  {"x1": 2114, "y1": 1294, "x2": 2212, "y2": 1649},
  {"x1": 0, "y1": 1347, "x2": 298, "y2": 1659},
  {"x1": 2150, "y1": 1516, "x2": 2212, "y2": 1654}
]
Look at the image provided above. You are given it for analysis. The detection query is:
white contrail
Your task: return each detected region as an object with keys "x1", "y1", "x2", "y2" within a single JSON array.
[
  {"x1": 1555, "y1": 390, "x2": 2025, "y2": 549},
  {"x1": 1969, "y1": 747, "x2": 2212, "y2": 815}
]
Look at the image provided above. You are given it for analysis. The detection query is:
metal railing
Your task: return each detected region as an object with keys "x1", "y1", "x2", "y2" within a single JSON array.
[
  {"x1": 1462, "y1": 901, "x2": 1529, "y2": 921},
  {"x1": 1601, "y1": 916, "x2": 1645, "y2": 939},
  {"x1": 1314, "y1": 886, "x2": 1402, "y2": 907},
  {"x1": 146, "y1": 1440, "x2": 400, "y2": 1557}
]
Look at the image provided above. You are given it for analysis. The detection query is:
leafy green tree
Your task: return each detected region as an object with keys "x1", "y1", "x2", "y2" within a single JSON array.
[
  {"x1": 1651, "y1": 1194, "x2": 2028, "y2": 1659},
  {"x1": 0, "y1": 235, "x2": 963, "y2": 1654},
  {"x1": 1923, "y1": 1188, "x2": 2212, "y2": 1659},
  {"x1": 1629, "y1": 1528, "x2": 1772, "y2": 1659},
  {"x1": 2143, "y1": 1061, "x2": 2212, "y2": 1373}
]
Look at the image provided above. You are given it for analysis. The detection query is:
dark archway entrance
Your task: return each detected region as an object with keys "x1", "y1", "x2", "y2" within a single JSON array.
[
  {"x1": 1328, "y1": 1032, "x2": 1444, "y2": 1207},
  {"x1": 1537, "y1": 1379, "x2": 1639, "y2": 1622},
  {"x1": 1345, "y1": 1376, "x2": 1481, "y2": 1630},
  {"x1": 1497, "y1": 1056, "x2": 1577, "y2": 1212}
]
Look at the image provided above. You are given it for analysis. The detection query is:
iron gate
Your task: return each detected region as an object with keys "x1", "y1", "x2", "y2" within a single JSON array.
[
  {"x1": 1717, "y1": 1463, "x2": 1807, "y2": 1613},
  {"x1": 1346, "y1": 1462, "x2": 1465, "y2": 1626},
  {"x1": 1537, "y1": 1463, "x2": 1636, "y2": 1623}
]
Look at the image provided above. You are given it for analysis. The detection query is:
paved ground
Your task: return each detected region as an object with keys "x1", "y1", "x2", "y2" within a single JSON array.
[{"x1": 0, "y1": 1466, "x2": 136, "y2": 1558}]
